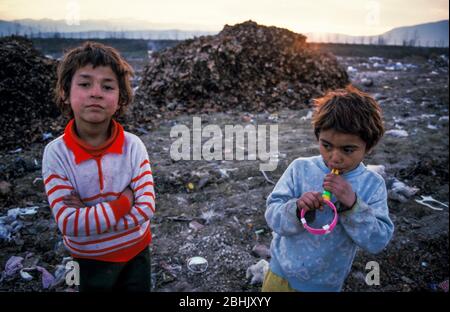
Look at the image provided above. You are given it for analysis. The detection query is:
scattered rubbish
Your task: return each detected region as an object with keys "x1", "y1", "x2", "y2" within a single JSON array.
[
  {"x1": 189, "y1": 220, "x2": 205, "y2": 232},
  {"x1": 42, "y1": 132, "x2": 53, "y2": 141},
  {"x1": 186, "y1": 182, "x2": 195, "y2": 191},
  {"x1": 300, "y1": 110, "x2": 313, "y2": 121},
  {"x1": 197, "y1": 176, "x2": 209, "y2": 189},
  {"x1": 361, "y1": 78, "x2": 373, "y2": 87},
  {"x1": 347, "y1": 66, "x2": 357, "y2": 73},
  {"x1": 368, "y1": 56, "x2": 384, "y2": 63},
  {"x1": 133, "y1": 21, "x2": 348, "y2": 122},
  {"x1": 268, "y1": 114, "x2": 279, "y2": 122},
  {"x1": 2, "y1": 256, "x2": 24, "y2": 279},
  {"x1": 187, "y1": 256, "x2": 208, "y2": 273},
  {"x1": 415, "y1": 195, "x2": 448, "y2": 211},
  {"x1": 0, "y1": 36, "x2": 61, "y2": 151},
  {"x1": 254, "y1": 229, "x2": 265, "y2": 235},
  {"x1": 439, "y1": 280, "x2": 449, "y2": 292},
  {"x1": 0, "y1": 181, "x2": 12, "y2": 196},
  {"x1": 19, "y1": 270, "x2": 33, "y2": 281},
  {"x1": 9, "y1": 148, "x2": 23, "y2": 154},
  {"x1": 427, "y1": 124, "x2": 438, "y2": 130},
  {"x1": 260, "y1": 170, "x2": 275, "y2": 185},
  {"x1": 7, "y1": 206, "x2": 39, "y2": 219},
  {"x1": 36, "y1": 266, "x2": 55, "y2": 289},
  {"x1": 387, "y1": 178, "x2": 420, "y2": 203},
  {"x1": 218, "y1": 169, "x2": 230, "y2": 179},
  {"x1": 401, "y1": 276, "x2": 414, "y2": 284},
  {"x1": 160, "y1": 261, "x2": 182, "y2": 277},
  {"x1": 385, "y1": 129, "x2": 409, "y2": 137},
  {"x1": 246, "y1": 259, "x2": 269, "y2": 285},
  {"x1": 251, "y1": 244, "x2": 271, "y2": 259}
]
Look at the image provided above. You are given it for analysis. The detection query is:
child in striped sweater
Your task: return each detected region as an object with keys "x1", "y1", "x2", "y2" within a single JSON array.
[{"x1": 42, "y1": 42, "x2": 155, "y2": 291}]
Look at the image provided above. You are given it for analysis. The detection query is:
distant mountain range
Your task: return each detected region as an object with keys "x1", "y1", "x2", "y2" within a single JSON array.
[
  {"x1": 306, "y1": 20, "x2": 448, "y2": 47},
  {"x1": 0, "y1": 18, "x2": 448, "y2": 47}
]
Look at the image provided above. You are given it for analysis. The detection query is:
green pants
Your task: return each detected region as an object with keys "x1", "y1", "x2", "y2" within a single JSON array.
[{"x1": 75, "y1": 247, "x2": 151, "y2": 292}]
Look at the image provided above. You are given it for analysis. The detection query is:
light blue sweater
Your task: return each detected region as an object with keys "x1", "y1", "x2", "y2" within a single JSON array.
[{"x1": 265, "y1": 155, "x2": 394, "y2": 291}]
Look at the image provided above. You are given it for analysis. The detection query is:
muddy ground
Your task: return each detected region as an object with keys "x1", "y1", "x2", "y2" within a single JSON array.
[{"x1": 0, "y1": 50, "x2": 448, "y2": 292}]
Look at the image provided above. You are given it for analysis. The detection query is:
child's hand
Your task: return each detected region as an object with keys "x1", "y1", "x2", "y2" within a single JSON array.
[
  {"x1": 297, "y1": 192, "x2": 324, "y2": 212},
  {"x1": 63, "y1": 191, "x2": 85, "y2": 208},
  {"x1": 323, "y1": 174, "x2": 356, "y2": 208},
  {"x1": 122, "y1": 186, "x2": 135, "y2": 207}
]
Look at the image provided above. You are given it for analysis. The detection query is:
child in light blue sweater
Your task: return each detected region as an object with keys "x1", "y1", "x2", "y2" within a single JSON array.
[{"x1": 263, "y1": 85, "x2": 394, "y2": 292}]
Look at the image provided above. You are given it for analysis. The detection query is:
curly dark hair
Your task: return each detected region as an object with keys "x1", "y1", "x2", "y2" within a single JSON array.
[
  {"x1": 311, "y1": 85, "x2": 385, "y2": 151},
  {"x1": 54, "y1": 41, "x2": 134, "y2": 118}
]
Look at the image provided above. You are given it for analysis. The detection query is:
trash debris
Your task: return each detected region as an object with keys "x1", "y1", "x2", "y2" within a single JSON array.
[
  {"x1": 438, "y1": 280, "x2": 449, "y2": 292},
  {"x1": 300, "y1": 110, "x2": 313, "y2": 121},
  {"x1": 7, "y1": 206, "x2": 39, "y2": 219},
  {"x1": 386, "y1": 177, "x2": 420, "y2": 203},
  {"x1": 133, "y1": 21, "x2": 348, "y2": 122},
  {"x1": 251, "y1": 243, "x2": 271, "y2": 259},
  {"x1": 189, "y1": 220, "x2": 205, "y2": 232},
  {"x1": 186, "y1": 182, "x2": 195, "y2": 191},
  {"x1": 160, "y1": 261, "x2": 182, "y2": 278},
  {"x1": 246, "y1": 259, "x2": 269, "y2": 285},
  {"x1": 36, "y1": 266, "x2": 55, "y2": 289},
  {"x1": 0, "y1": 181, "x2": 12, "y2": 196},
  {"x1": 0, "y1": 36, "x2": 61, "y2": 151},
  {"x1": 260, "y1": 170, "x2": 275, "y2": 185},
  {"x1": 1, "y1": 256, "x2": 24, "y2": 279},
  {"x1": 361, "y1": 77, "x2": 374, "y2": 87},
  {"x1": 42, "y1": 132, "x2": 53, "y2": 141},
  {"x1": 187, "y1": 256, "x2": 208, "y2": 273},
  {"x1": 385, "y1": 129, "x2": 409, "y2": 137},
  {"x1": 19, "y1": 270, "x2": 33, "y2": 281},
  {"x1": 415, "y1": 195, "x2": 448, "y2": 211}
]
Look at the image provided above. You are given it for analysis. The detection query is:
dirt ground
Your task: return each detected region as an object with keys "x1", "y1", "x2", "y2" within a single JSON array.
[{"x1": 0, "y1": 51, "x2": 448, "y2": 292}]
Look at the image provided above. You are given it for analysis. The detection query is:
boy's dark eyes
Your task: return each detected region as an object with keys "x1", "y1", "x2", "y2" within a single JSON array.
[
  {"x1": 343, "y1": 148, "x2": 355, "y2": 154},
  {"x1": 77, "y1": 83, "x2": 115, "y2": 90}
]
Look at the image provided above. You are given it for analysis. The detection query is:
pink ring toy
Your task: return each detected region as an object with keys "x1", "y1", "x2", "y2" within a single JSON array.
[{"x1": 300, "y1": 199, "x2": 338, "y2": 235}]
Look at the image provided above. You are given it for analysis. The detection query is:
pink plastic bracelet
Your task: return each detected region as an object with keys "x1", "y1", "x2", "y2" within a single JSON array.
[
  {"x1": 300, "y1": 199, "x2": 338, "y2": 235},
  {"x1": 300, "y1": 168, "x2": 340, "y2": 235}
]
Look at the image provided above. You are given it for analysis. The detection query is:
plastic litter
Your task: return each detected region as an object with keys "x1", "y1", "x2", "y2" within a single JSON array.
[
  {"x1": 19, "y1": 270, "x2": 33, "y2": 281},
  {"x1": 42, "y1": 132, "x2": 53, "y2": 140},
  {"x1": 300, "y1": 110, "x2": 313, "y2": 121},
  {"x1": 415, "y1": 195, "x2": 448, "y2": 211},
  {"x1": 246, "y1": 259, "x2": 269, "y2": 285},
  {"x1": 2, "y1": 256, "x2": 24, "y2": 278},
  {"x1": 7, "y1": 206, "x2": 39, "y2": 219},
  {"x1": 187, "y1": 256, "x2": 208, "y2": 273},
  {"x1": 36, "y1": 266, "x2": 56, "y2": 289},
  {"x1": 387, "y1": 178, "x2": 419, "y2": 203},
  {"x1": 385, "y1": 129, "x2": 409, "y2": 137}
]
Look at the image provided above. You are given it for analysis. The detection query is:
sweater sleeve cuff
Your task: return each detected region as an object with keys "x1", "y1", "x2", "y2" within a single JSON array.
[
  {"x1": 109, "y1": 194, "x2": 131, "y2": 222},
  {"x1": 340, "y1": 195, "x2": 360, "y2": 217}
]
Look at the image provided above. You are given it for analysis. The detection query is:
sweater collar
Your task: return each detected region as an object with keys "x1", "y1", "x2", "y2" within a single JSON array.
[{"x1": 63, "y1": 119, "x2": 124, "y2": 164}]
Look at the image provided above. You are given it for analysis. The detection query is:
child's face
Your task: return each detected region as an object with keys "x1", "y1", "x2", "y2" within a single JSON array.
[
  {"x1": 318, "y1": 129, "x2": 367, "y2": 174},
  {"x1": 69, "y1": 64, "x2": 120, "y2": 124}
]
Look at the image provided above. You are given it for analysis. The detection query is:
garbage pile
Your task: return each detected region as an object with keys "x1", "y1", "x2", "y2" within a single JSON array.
[
  {"x1": 0, "y1": 36, "x2": 61, "y2": 151},
  {"x1": 133, "y1": 21, "x2": 349, "y2": 121}
]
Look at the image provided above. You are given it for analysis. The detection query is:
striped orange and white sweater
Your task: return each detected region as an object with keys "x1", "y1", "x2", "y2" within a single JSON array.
[{"x1": 42, "y1": 119, "x2": 155, "y2": 262}]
